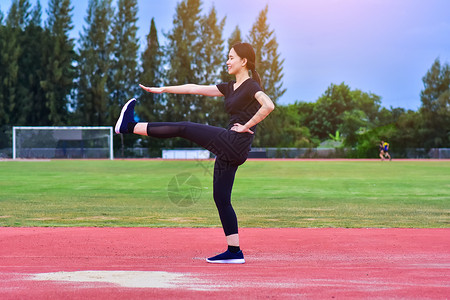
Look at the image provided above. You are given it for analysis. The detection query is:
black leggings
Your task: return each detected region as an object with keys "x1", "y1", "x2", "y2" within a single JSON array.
[{"x1": 147, "y1": 122, "x2": 254, "y2": 236}]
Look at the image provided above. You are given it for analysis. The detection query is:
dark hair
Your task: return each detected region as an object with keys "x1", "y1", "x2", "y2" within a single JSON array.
[{"x1": 232, "y1": 42, "x2": 262, "y2": 88}]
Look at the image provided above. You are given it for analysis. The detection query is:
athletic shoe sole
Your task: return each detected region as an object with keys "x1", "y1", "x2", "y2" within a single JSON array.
[
  {"x1": 206, "y1": 258, "x2": 245, "y2": 264},
  {"x1": 115, "y1": 98, "x2": 136, "y2": 134}
]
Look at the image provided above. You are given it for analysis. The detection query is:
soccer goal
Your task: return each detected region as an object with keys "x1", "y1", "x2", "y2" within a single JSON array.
[{"x1": 12, "y1": 126, "x2": 114, "y2": 160}]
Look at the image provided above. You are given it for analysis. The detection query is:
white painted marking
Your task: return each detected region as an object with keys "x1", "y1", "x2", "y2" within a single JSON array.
[{"x1": 30, "y1": 271, "x2": 215, "y2": 291}]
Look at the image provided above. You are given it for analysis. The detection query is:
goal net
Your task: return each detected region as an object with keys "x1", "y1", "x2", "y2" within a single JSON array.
[{"x1": 13, "y1": 126, "x2": 113, "y2": 159}]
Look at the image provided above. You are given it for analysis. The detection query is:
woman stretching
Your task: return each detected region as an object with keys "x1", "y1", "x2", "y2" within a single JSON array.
[{"x1": 115, "y1": 42, "x2": 275, "y2": 264}]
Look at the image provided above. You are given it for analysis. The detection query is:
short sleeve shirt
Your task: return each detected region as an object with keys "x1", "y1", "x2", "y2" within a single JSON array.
[{"x1": 216, "y1": 78, "x2": 262, "y2": 131}]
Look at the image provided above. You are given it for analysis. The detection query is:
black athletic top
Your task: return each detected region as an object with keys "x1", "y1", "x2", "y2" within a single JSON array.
[{"x1": 216, "y1": 78, "x2": 262, "y2": 131}]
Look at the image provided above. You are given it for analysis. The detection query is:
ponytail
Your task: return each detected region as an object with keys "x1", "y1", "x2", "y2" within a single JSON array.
[{"x1": 251, "y1": 69, "x2": 262, "y2": 89}]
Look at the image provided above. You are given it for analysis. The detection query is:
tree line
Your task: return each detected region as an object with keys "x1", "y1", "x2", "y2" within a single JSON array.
[{"x1": 0, "y1": 0, "x2": 448, "y2": 157}]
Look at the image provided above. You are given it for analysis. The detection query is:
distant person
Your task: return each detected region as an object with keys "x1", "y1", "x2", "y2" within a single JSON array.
[
  {"x1": 379, "y1": 140, "x2": 391, "y2": 161},
  {"x1": 115, "y1": 42, "x2": 275, "y2": 264}
]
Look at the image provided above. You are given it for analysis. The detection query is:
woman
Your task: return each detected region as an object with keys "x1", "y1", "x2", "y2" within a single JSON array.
[{"x1": 115, "y1": 42, "x2": 275, "y2": 264}]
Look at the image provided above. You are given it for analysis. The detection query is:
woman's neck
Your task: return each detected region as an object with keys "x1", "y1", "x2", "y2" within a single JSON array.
[{"x1": 234, "y1": 70, "x2": 250, "y2": 84}]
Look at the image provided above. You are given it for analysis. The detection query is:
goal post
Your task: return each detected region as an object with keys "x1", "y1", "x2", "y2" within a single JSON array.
[{"x1": 13, "y1": 126, "x2": 114, "y2": 160}]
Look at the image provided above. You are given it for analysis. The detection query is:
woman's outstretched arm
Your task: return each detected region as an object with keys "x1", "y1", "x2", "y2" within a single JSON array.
[{"x1": 139, "y1": 84, "x2": 223, "y2": 97}]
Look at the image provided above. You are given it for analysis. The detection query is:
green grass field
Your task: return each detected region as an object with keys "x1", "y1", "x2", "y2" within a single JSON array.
[{"x1": 0, "y1": 159, "x2": 449, "y2": 228}]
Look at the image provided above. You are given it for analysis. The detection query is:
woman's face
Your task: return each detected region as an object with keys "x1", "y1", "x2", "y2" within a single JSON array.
[{"x1": 226, "y1": 48, "x2": 246, "y2": 75}]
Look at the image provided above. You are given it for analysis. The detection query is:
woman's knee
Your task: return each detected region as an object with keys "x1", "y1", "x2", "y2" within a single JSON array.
[
  {"x1": 176, "y1": 121, "x2": 192, "y2": 127},
  {"x1": 213, "y1": 190, "x2": 231, "y2": 207}
]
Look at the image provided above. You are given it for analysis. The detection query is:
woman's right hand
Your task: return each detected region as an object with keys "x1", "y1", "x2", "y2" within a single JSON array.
[{"x1": 139, "y1": 84, "x2": 163, "y2": 94}]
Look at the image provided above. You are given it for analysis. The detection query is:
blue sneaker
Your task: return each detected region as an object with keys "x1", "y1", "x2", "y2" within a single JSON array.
[
  {"x1": 115, "y1": 98, "x2": 136, "y2": 134},
  {"x1": 206, "y1": 250, "x2": 245, "y2": 264}
]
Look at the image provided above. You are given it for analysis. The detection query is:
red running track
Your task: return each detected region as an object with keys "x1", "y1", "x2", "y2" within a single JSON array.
[{"x1": 0, "y1": 227, "x2": 449, "y2": 299}]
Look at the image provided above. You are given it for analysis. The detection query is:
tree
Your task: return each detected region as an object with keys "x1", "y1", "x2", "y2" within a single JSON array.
[
  {"x1": 20, "y1": 1, "x2": 49, "y2": 125},
  {"x1": 164, "y1": 0, "x2": 203, "y2": 126},
  {"x1": 0, "y1": 4, "x2": 8, "y2": 149},
  {"x1": 339, "y1": 89, "x2": 382, "y2": 146},
  {"x1": 30, "y1": 0, "x2": 42, "y2": 24},
  {"x1": 309, "y1": 83, "x2": 354, "y2": 140},
  {"x1": 247, "y1": 5, "x2": 285, "y2": 147},
  {"x1": 247, "y1": 5, "x2": 285, "y2": 102},
  {"x1": 41, "y1": 0, "x2": 76, "y2": 125},
  {"x1": 0, "y1": 0, "x2": 50, "y2": 156},
  {"x1": 350, "y1": 89, "x2": 381, "y2": 126},
  {"x1": 295, "y1": 101, "x2": 316, "y2": 132},
  {"x1": 5, "y1": 0, "x2": 31, "y2": 30},
  {"x1": 196, "y1": 5, "x2": 227, "y2": 127},
  {"x1": 420, "y1": 58, "x2": 450, "y2": 148},
  {"x1": 137, "y1": 17, "x2": 163, "y2": 123},
  {"x1": 108, "y1": 0, "x2": 139, "y2": 155},
  {"x1": 220, "y1": 25, "x2": 242, "y2": 83},
  {"x1": 265, "y1": 104, "x2": 314, "y2": 148},
  {"x1": 108, "y1": 0, "x2": 139, "y2": 122},
  {"x1": 339, "y1": 109, "x2": 367, "y2": 146},
  {"x1": 394, "y1": 110, "x2": 422, "y2": 150},
  {"x1": 136, "y1": 17, "x2": 165, "y2": 156},
  {"x1": 308, "y1": 82, "x2": 384, "y2": 147},
  {"x1": 197, "y1": 6, "x2": 225, "y2": 86},
  {"x1": 228, "y1": 25, "x2": 242, "y2": 49},
  {"x1": 76, "y1": 0, "x2": 114, "y2": 125},
  {"x1": 352, "y1": 124, "x2": 397, "y2": 158},
  {"x1": 0, "y1": 0, "x2": 31, "y2": 126}
]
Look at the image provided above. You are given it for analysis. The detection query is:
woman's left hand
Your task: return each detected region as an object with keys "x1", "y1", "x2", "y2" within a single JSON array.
[
  {"x1": 139, "y1": 84, "x2": 164, "y2": 93},
  {"x1": 231, "y1": 123, "x2": 254, "y2": 134}
]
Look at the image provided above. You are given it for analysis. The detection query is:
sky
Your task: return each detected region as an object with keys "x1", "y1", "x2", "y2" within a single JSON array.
[{"x1": 1, "y1": 0, "x2": 449, "y2": 110}]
